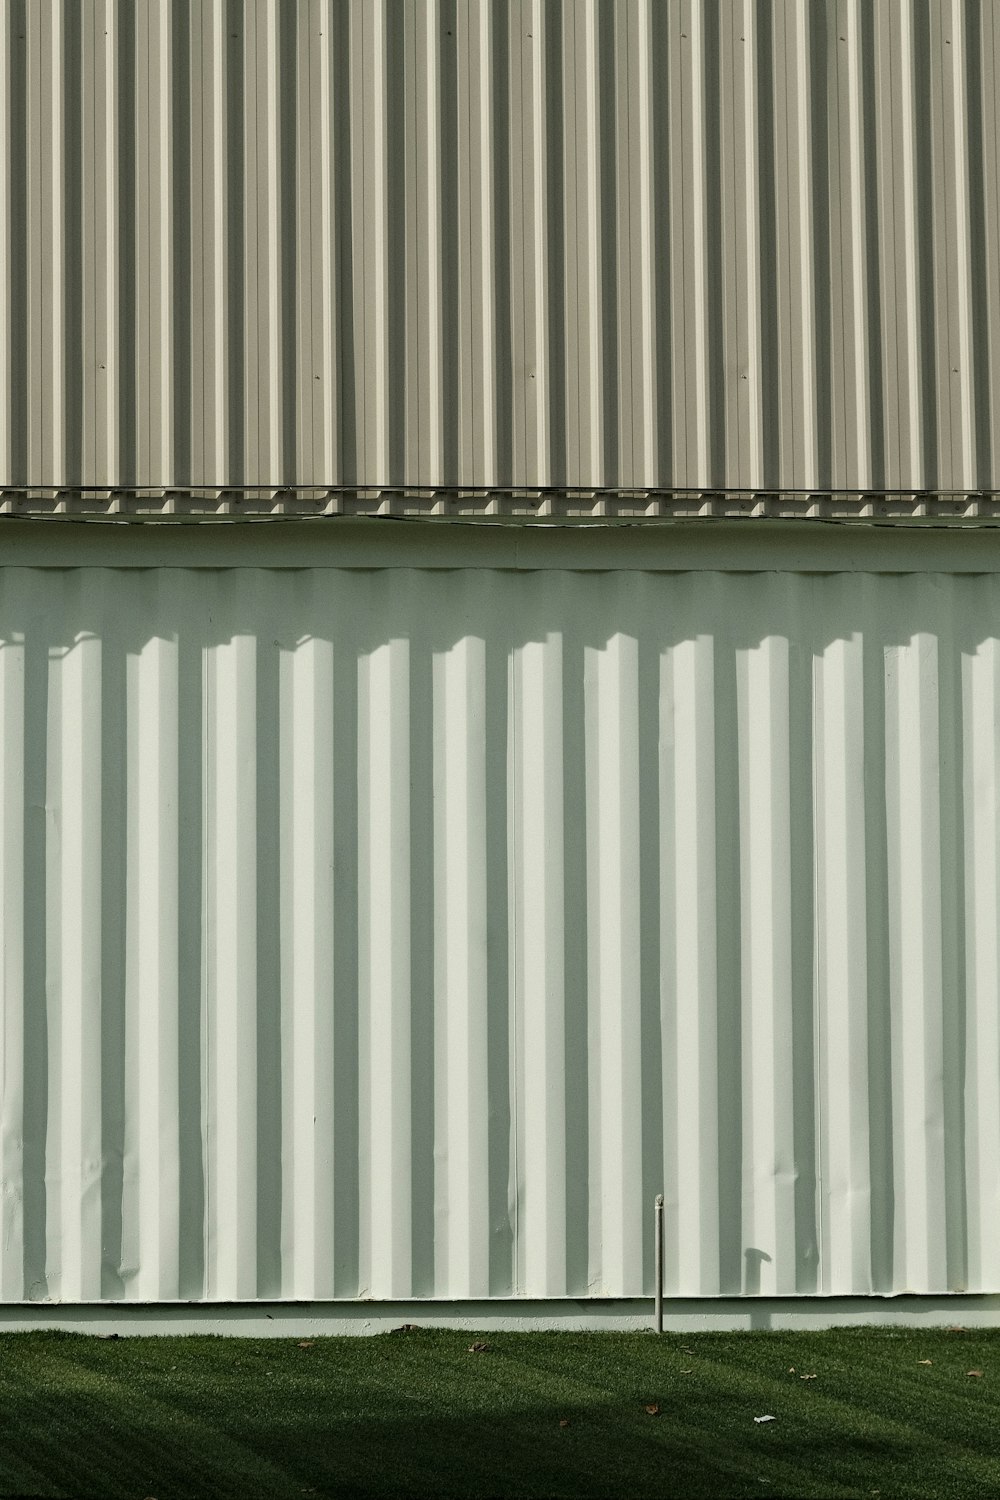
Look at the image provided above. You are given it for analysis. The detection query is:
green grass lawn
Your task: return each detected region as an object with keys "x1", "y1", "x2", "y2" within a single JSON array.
[{"x1": 0, "y1": 1325, "x2": 998, "y2": 1498}]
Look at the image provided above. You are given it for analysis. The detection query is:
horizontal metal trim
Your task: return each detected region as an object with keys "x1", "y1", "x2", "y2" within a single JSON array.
[
  {"x1": 3, "y1": 488, "x2": 1000, "y2": 523},
  {"x1": 1, "y1": 519, "x2": 1000, "y2": 572},
  {"x1": 1, "y1": 1296, "x2": 998, "y2": 1336}
]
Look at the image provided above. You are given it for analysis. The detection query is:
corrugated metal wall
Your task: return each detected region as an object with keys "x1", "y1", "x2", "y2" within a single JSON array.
[
  {"x1": 0, "y1": 546, "x2": 998, "y2": 1302},
  {"x1": 2, "y1": 0, "x2": 999, "y2": 502}
]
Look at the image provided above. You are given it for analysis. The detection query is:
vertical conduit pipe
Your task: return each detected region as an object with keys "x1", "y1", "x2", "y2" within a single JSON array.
[{"x1": 654, "y1": 1194, "x2": 664, "y2": 1333}]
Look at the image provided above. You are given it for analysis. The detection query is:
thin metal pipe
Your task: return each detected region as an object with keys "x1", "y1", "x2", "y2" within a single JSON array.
[{"x1": 654, "y1": 1194, "x2": 664, "y2": 1334}]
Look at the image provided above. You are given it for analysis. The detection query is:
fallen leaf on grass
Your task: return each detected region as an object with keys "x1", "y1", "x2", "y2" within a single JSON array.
[
  {"x1": 917, "y1": 1359, "x2": 933, "y2": 1366},
  {"x1": 559, "y1": 1419, "x2": 570, "y2": 1428},
  {"x1": 680, "y1": 1368, "x2": 693, "y2": 1374},
  {"x1": 644, "y1": 1404, "x2": 660, "y2": 1416},
  {"x1": 468, "y1": 1341, "x2": 489, "y2": 1353},
  {"x1": 297, "y1": 1340, "x2": 315, "y2": 1350},
  {"x1": 800, "y1": 1373, "x2": 817, "y2": 1381},
  {"x1": 967, "y1": 1370, "x2": 984, "y2": 1378},
  {"x1": 754, "y1": 1415, "x2": 777, "y2": 1424},
  {"x1": 787, "y1": 1367, "x2": 795, "y2": 1374}
]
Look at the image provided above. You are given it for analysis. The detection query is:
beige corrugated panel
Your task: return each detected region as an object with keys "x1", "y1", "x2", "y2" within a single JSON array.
[
  {"x1": 0, "y1": 531, "x2": 995, "y2": 1301},
  {"x1": 1, "y1": 0, "x2": 999, "y2": 510}
]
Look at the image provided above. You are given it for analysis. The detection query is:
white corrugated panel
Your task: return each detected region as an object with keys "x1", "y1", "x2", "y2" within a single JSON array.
[
  {"x1": 1, "y1": 0, "x2": 999, "y2": 515},
  {"x1": 0, "y1": 533, "x2": 996, "y2": 1302}
]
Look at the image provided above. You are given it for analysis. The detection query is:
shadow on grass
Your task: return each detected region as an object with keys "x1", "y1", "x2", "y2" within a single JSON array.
[
  {"x1": 0, "y1": 1392, "x2": 956, "y2": 1500},
  {"x1": 1, "y1": 1329, "x2": 1000, "y2": 1499}
]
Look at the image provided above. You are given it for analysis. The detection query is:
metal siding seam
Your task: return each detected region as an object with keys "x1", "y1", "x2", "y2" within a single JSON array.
[
  {"x1": 773, "y1": 1, "x2": 817, "y2": 491},
  {"x1": 158, "y1": 1, "x2": 173, "y2": 491},
  {"x1": 50, "y1": 616, "x2": 103, "y2": 1300},
  {"x1": 243, "y1": 0, "x2": 260, "y2": 486},
  {"x1": 206, "y1": 630, "x2": 258, "y2": 1299},
  {"x1": 530, "y1": 0, "x2": 549, "y2": 490},
  {"x1": 24, "y1": 4, "x2": 49, "y2": 485},
  {"x1": 0, "y1": 636, "x2": 25, "y2": 1297},
  {"x1": 615, "y1": 0, "x2": 634, "y2": 491},
  {"x1": 719, "y1": 3, "x2": 738, "y2": 486},
  {"x1": 814, "y1": 625, "x2": 871, "y2": 1292},
  {"x1": 929, "y1": 2, "x2": 952, "y2": 492},
  {"x1": 634, "y1": 0, "x2": 656, "y2": 488},
  {"x1": 425, "y1": 0, "x2": 443, "y2": 492},
  {"x1": 963, "y1": 626, "x2": 1000, "y2": 1290},
  {"x1": 874, "y1": 1, "x2": 903, "y2": 492},
  {"x1": 281, "y1": 635, "x2": 336, "y2": 1298},
  {"x1": 189, "y1": 3, "x2": 206, "y2": 489},
  {"x1": 478, "y1": 0, "x2": 497, "y2": 488},
  {"x1": 79, "y1": 1, "x2": 93, "y2": 486},
  {"x1": 265, "y1": 0, "x2": 281, "y2": 486},
  {"x1": 886, "y1": 620, "x2": 947, "y2": 1289},
  {"x1": 456, "y1": 0, "x2": 474, "y2": 489},
  {"x1": 667, "y1": 629, "x2": 720, "y2": 1295},
  {"x1": 560, "y1": 0, "x2": 583, "y2": 490},
  {"x1": 828, "y1": 3, "x2": 849, "y2": 491},
  {"x1": 0, "y1": 4, "x2": 7, "y2": 493},
  {"x1": 515, "y1": 633, "x2": 566, "y2": 1296},
  {"x1": 139, "y1": 2, "x2": 172, "y2": 489},
  {"x1": 509, "y1": 0, "x2": 526, "y2": 490},
  {"x1": 358, "y1": 0, "x2": 389, "y2": 492},
  {"x1": 948, "y1": 0, "x2": 975, "y2": 487},
  {"x1": 741, "y1": 0, "x2": 762, "y2": 488},
  {"x1": 583, "y1": 0, "x2": 602, "y2": 491},
  {"x1": 211, "y1": 0, "x2": 227, "y2": 490},
  {"x1": 401, "y1": 0, "x2": 422, "y2": 489},
  {"x1": 434, "y1": 635, "x2": 490, "y2": 1296},
  {"x1": 101, "y1": 0, "x2": 120, "y2": 487},
  {"x1": 50, "y1": 2, "x2": 64, "y2": 492},
  {"x1": 681, "y1": 0, "x2": 708, "y2": 487},
  {"x1": 795, "y1": 1, "x2": 817, "y2": 489},
  {"x1": 506, "y1": 600, "x2": 520, "y2": 1295},
  {"x1": 127, "y1": 633, "x2": 181, "y2": 1299},
  {"x1": 359, "y1": 635, "x2": 412, "y2": 1297},
  {"x1": 510, "y1": 0, "x2": 545, "y2": 495},
  {"x1": 420, "y1": 0, "x2": 443, "y2": 491},
  {"x1": 982, "y1": 4, "x2": 1000, "y2": 477},
  {"x1": 294, "y1": 2, "x2": 315, "y2": 486},
  {"x1": 134, "y1": 2, "x2": 149, "y2": 488},
  {"x1": 738, "y1": 628, "x2": 796, "y2": 1294},
  {"x1": 587, "y1": 629, "x2": 642, "y2": 1293},
  {"x1": 317, "y1": 1, "x2": 337, "y2": 487},
  {"x1": 844, "y1": 0, "x2": 871, "y2": 489},
  {"x1": 897, "y1": 1, "x2": 923, "y2": 489},
  {"x1": 719, "y1": 2, "x2": 743, "y2": 486}
]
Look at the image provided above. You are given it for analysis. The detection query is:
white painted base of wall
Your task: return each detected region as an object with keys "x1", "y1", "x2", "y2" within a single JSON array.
[{"x1": 2, "y1": 1297, "x2": 1000, "y2": 1336}]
